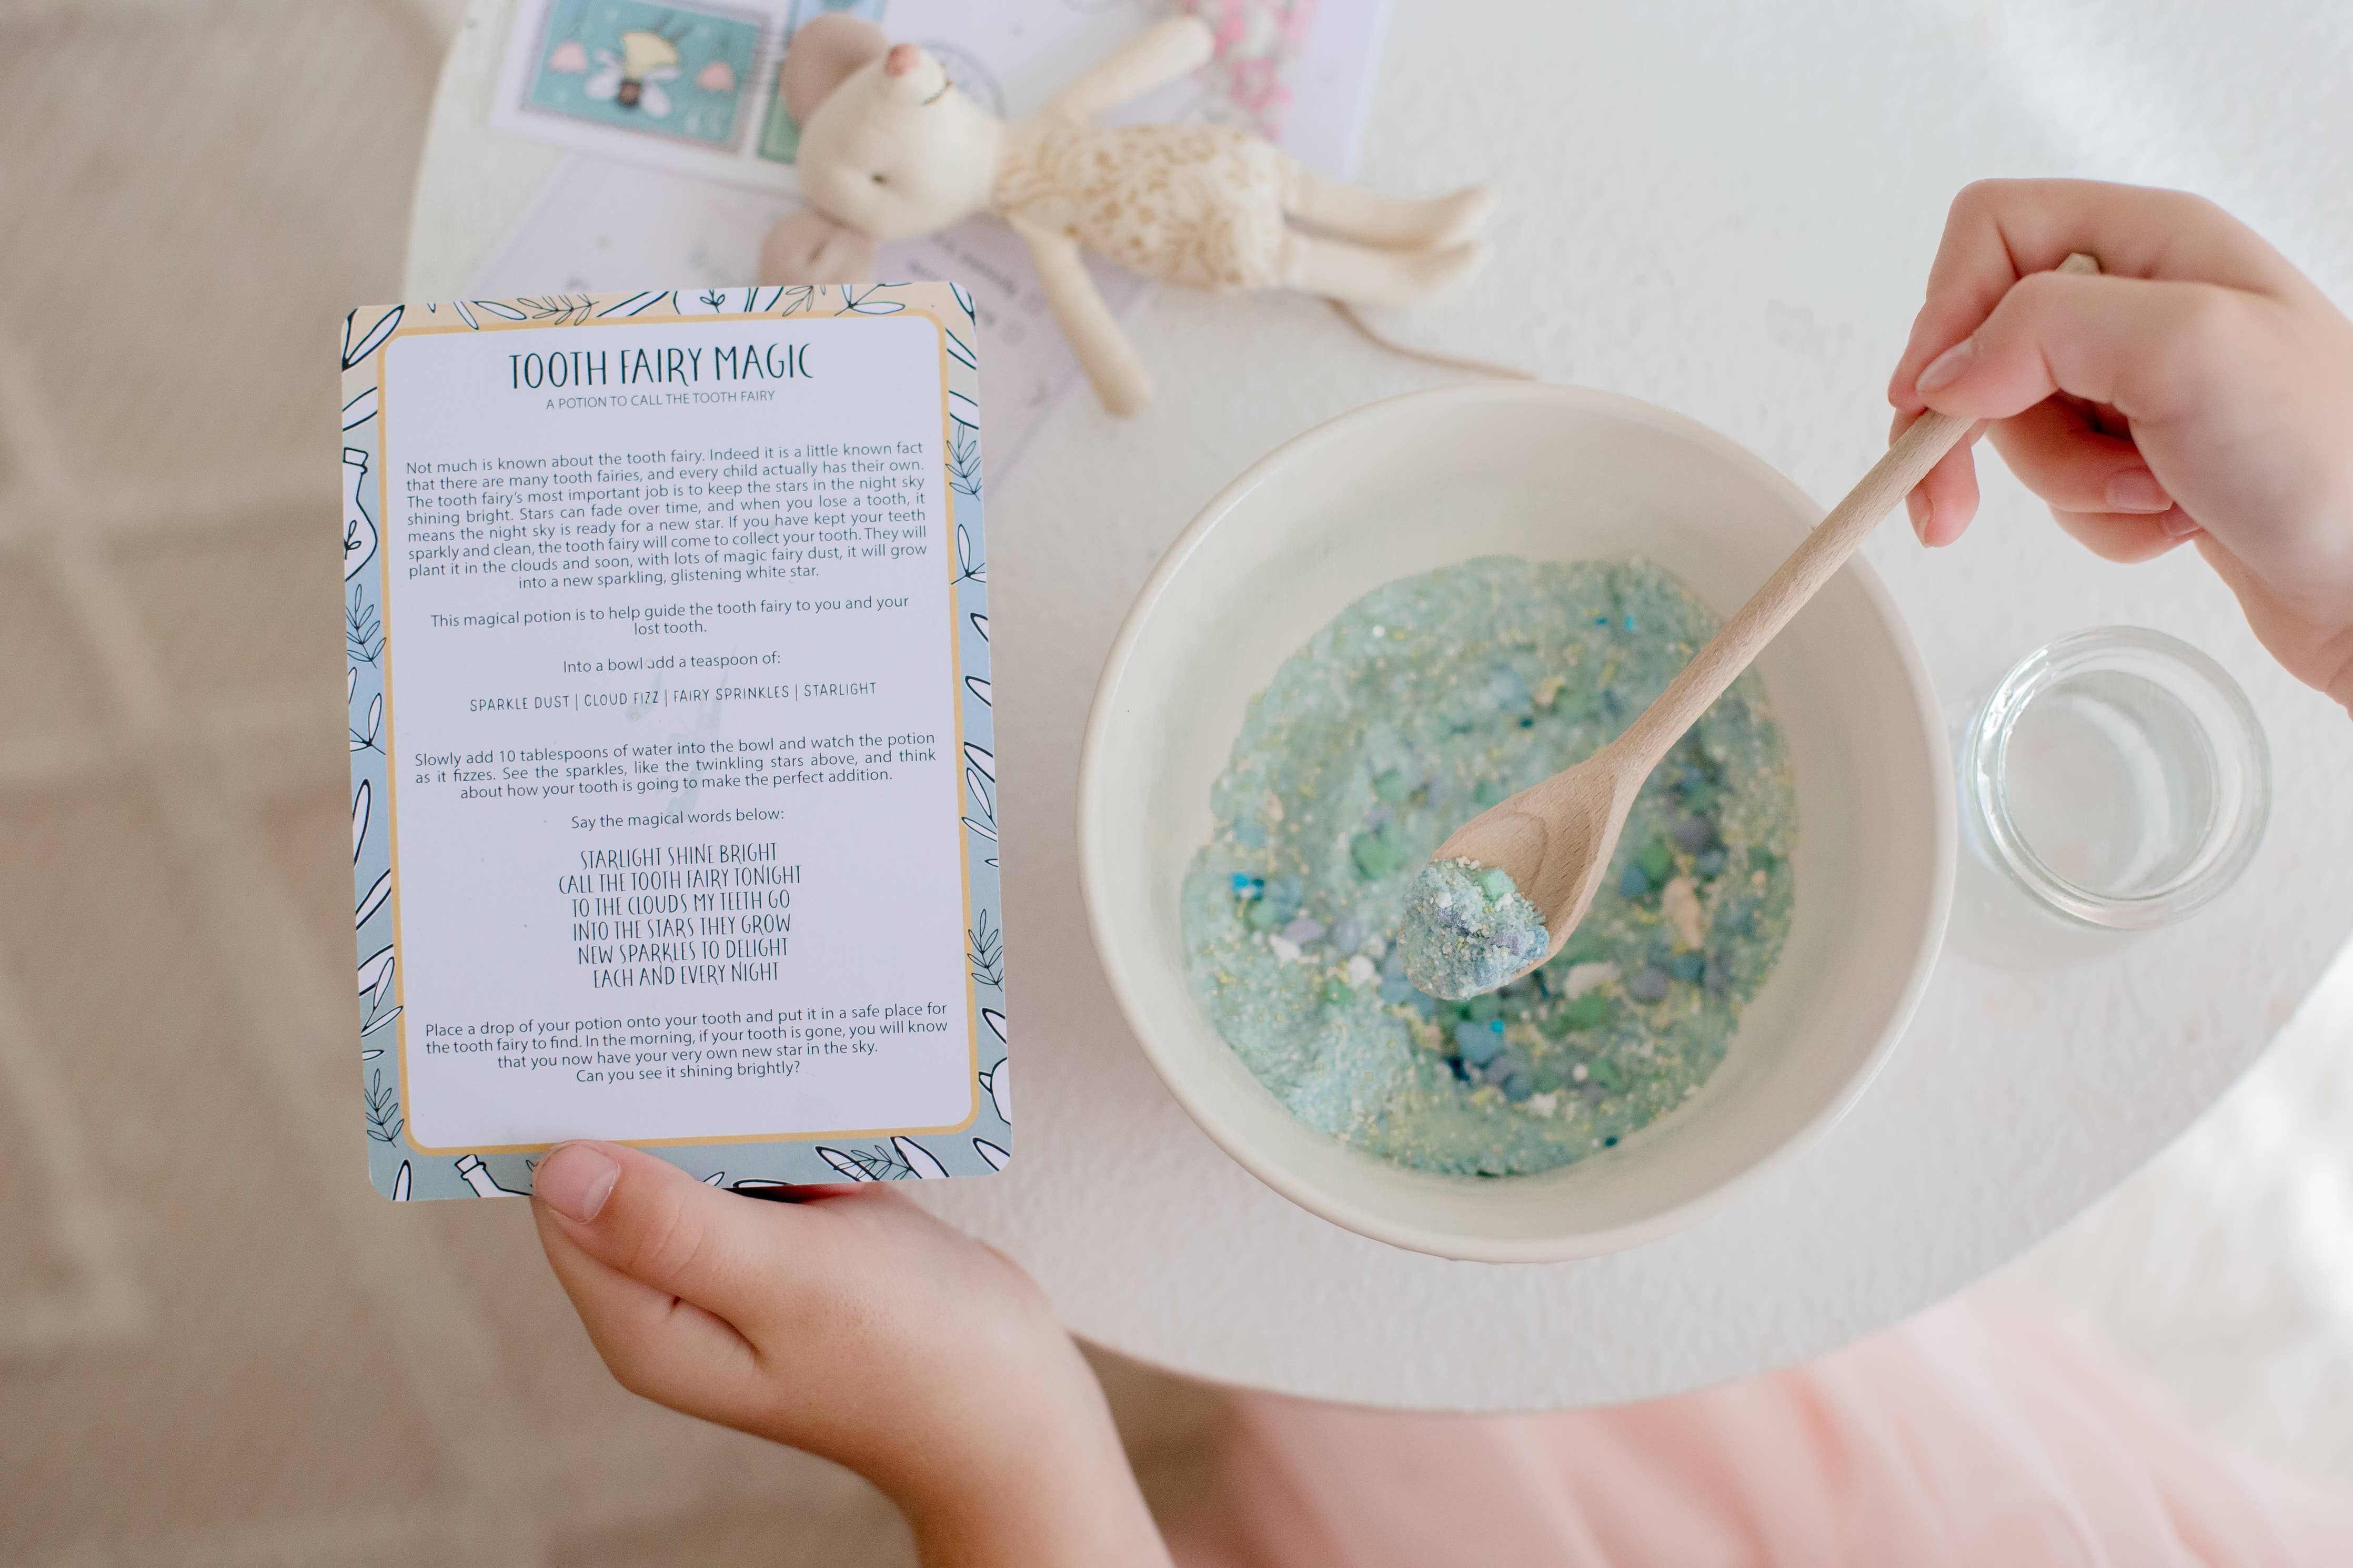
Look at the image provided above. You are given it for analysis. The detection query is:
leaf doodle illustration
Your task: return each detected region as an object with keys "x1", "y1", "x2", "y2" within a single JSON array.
[
  {"x1": 341, "y1": 385, "x2": 378, "y2": 432},
  {"x1": 981, "y1": 1007, "x2": 1008, "y2": 1051},
  {"x1": 817, "y1": 1139, "x2": 939, "y2": 1181},
  {"x1": 970, "y1": 612, "x2": 988, "y2": 643},
  {"x1": 592, "y1": 290, "x2": 669, "y2": 319},
  {"x1": 352, "y1": 780, "x2": 371, "y2": 864},
  {"x1": 967, "y1": 909, "x2": 1003, "y2": 989},
  {"x1": 949, "y1": 281, "x2": 977, "y2": 322},
  {"x1": 964, "y1": 675, "x2": 991, "y2": 708},
  {"x1": 347, "y1": 584, "x2": 383, "y2": 665},
  {"x1": 815, "y1": 1146, "x2": 878, "y2": 1182},
  {"x1": 472, "y1": 299, "x2": 528, "y2": 322},
  {"x1": 978, "y1": 1056, "x2": 1011, "y2": 1125},
  {"x1": 834, "y1": 285, "x2": 905, "y2": 316},
  {"x1": 391, "y1": 1160, "x2": 413, "y2": 1200},
  {"x1": 350, "y1": 692, "x2": 384, "y2": 754},
  {"x1": 701, "y1": 1170, "x2": 726, "y2": 1186},
  {"x1": 765, "y1": 285, "x2": 819, "y2": 318},
  {"x1": 973, "y1": 1138, "x2": 1010, "y2": 1171},
  {"x1": 943, "y1": 328, "x2": 977, "y2": 372},
  {"x1": 363, "y1": 1068, "x2": 404, "y2": 1143},
  {"x1": 520, "y1": 295, "x2": 601, "y2": 326},
  {"x1": 341, "y1": 306, "x2": 403, "y2": 370},
  {"x1": 452, "y1": 299, "x2": 479, "y2": 330},
  {"x1": 948, "y1": 426, "x2": 982, "y2": 498},
  {"x1": 953, "y1": 520, "x2": 984, "y2": 586},
  {"x1": 949, "y1": 389, "x2": 981, "y2": 431},
  {"x1": 962, "y1": 741, "x2": 996, "y2": 865},
  {"x1": 731, "y1": 1178, "x2": 796, "y2": 1197},
  {"x1": 357, "y1": 946, "x2": 396, "y2": 1008},
  {"x1": 360, "y1": 1004, "x2": 403, "y2": 1037},
  {"x1": 892, "y1": 1137, "x2": 948, "y2": 1179},
  {"x1": 356, "y1": 869, "x2": 391, "y2": 929},
  {"x1": 961, "y1": 750, "x2": 998, "y2": 866}
]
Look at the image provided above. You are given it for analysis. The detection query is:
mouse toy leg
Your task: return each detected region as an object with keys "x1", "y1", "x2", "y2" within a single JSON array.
[
  {"x1": 1277, "y1": 230, "x2": 1490, "y2": 306},
  {"x1": 1282, "y1": 166, "x2": 1498, "y2": 252}
]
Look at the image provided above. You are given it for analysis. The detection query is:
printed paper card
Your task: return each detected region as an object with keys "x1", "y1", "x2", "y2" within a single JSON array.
[
  {"x1": 489, "y1": 0, "x2": 1182, "y2": 193},
  {"x1": 339, "y1": 282, "x2": 1007, "y2": 1201}
]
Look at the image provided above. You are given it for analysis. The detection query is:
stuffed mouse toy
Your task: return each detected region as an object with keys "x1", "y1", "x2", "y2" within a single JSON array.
[{"x1": 760, "y1": 14, "x2": 1498, "y2": 416}]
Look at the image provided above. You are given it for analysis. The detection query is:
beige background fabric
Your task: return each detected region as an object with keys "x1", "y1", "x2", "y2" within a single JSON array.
[{"x1": 0, "y1": 3, "x2": 2345, "y2": 1563}]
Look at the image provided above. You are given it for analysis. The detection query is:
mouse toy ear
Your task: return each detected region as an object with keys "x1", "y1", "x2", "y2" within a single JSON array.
[
  {"x1": 780, "y1": 14, "x2": 888, "y2": 124},
  {"x1": 758, "y1": 208, "x2": 878, "y2": 285}
]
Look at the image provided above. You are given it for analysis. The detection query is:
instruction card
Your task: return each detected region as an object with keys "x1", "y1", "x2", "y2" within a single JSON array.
[{"x1": 339, "y1": 283, "x2": 1009, "y2": 1201}]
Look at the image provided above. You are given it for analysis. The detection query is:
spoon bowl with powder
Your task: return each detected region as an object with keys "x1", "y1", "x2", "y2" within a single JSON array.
[{"x1": 1399, "y1": 252, "x2": 2100, "y2": 999}]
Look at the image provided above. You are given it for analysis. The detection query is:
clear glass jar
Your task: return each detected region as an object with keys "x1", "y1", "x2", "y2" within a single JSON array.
[{"x1": 1954, "y1": 627, "x2": 2269, "y2": 941}]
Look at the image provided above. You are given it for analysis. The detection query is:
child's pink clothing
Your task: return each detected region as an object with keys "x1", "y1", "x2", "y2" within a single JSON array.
[{"x1": 1172, "y1": 1290, "x2": 2352, "y2": 1567}]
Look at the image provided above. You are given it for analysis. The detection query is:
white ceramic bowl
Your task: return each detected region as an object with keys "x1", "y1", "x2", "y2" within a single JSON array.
[{"x1": 1079, "y1": 385, "x2": 1953, "y2": 1262}]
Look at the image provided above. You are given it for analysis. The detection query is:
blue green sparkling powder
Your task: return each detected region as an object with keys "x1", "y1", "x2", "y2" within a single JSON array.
[
  {"x1": 1179, "y1": 557, "x2": 1796, "y2": 1177},
  {"x1": 1399, "y1": 858, "x2": 1547, "y2": 1000}
]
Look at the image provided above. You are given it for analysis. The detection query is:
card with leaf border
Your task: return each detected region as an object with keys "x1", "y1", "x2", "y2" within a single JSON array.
[{"x1": 340, "y1": 282, "x2": 1007, "y2": 1200}]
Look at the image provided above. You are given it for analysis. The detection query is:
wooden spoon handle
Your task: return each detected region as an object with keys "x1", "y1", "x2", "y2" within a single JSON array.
[{"x1": 1607, "y1": 252, "x2": 2100, "y2": 775}]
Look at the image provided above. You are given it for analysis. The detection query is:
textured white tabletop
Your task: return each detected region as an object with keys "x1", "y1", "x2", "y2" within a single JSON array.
[{"x1": 410, "y1": 0, "x2": 2353, "y2": 1408}]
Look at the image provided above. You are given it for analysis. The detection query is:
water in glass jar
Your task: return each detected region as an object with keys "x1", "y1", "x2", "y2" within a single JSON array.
[{"x1": 1999, "y1": 669, "x2": 2219, "y2": 897}]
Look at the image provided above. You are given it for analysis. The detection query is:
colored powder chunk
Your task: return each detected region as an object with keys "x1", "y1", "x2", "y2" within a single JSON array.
[
  {"x1": 1637, "y1": 836, "x2": 1674, "y2": 883},
  {"x1": 1350, "y1": 824, "x2": 1407, "y2": 879},
  {"x1": 1557, "y1": 992, "x2": 1612, "y2": 1030},
  {"x1": 1398, "y1": 857, "x2": 1550, "y2": 1001}
]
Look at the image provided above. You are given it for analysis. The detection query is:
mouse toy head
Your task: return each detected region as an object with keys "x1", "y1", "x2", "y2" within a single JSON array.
[{"x1": 760, "y1": 16, "x2": 1005, "y2": 282}]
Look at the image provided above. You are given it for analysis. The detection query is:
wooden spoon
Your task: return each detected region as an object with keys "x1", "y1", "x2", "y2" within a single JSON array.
[{"x1": 1401, "y1": 252, "x2": 2100, "y2": 998}]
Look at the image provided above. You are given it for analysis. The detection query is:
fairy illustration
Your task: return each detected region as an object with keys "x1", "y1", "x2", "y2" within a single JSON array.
[{"x1": 588, "y1": 27, "x2": 685, "y2": 115}]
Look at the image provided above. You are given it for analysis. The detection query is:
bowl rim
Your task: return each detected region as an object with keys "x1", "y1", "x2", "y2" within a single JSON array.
[{"x1": 1078, "y1": 381, "x2": 1955, "y2": 1262}]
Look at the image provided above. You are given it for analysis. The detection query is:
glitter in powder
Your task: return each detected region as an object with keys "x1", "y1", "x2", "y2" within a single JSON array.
[{"x1": 1177, "y1": 556, "x2": 1797, "y2": 1177}]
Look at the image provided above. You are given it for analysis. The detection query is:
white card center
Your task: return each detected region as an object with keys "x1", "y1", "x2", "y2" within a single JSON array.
[{"x1": 376, "y1": 313, "x2": 975, "y2": 1150}]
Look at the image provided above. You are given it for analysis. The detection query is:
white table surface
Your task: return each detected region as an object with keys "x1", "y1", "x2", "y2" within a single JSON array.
[{"x1": 408, "y1": 0, "x2": 2353, "y2": 1408}]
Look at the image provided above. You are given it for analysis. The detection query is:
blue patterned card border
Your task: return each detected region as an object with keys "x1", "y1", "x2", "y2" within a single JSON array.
[{"x1": 338, "y1": 282, "x2": 1006, "y2": 1200}]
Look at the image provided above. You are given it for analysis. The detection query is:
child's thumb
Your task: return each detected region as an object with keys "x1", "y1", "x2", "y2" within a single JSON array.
[
  {"x1": 1912, "y1": 271, "x2": 2251, "y2": 430},
  {"x1": 532, "y1": 1140, "x2": 785, "y2": 1329}
]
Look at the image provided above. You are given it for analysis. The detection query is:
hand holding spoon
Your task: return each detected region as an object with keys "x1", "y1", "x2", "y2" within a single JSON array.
[{"x1": 1397, "y1": 252, "x2": 2100, "y2": 1000}]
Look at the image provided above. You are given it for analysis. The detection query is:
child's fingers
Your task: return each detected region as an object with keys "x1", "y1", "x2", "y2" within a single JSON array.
[
  {"x1": 532, "y1": 1140, "x2": 793, "y2": 1333},
  {"x1": 2046, "y1": 505, "x2": 2198, "y2": 564},
  {"x1": 1889, "y1": 407, "x2": 1983, "y2": 547},
  {"x1": 1909, "y1": 271, "x2": 2262, "y2": 431},
  {"x1": 1983, "y1": 398, "x2": 2174, "y2": 517},
  {"x1": 1888, "y1": 179, "x2": 2297, "y2": 409},
  {"x1": 534, "y1": 1199, "x2": 769, "y2": 1424}
]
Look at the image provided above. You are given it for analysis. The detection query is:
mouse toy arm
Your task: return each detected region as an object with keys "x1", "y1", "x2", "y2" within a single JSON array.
[
  {"x1": 1042, "y1": 15, "x2": 1214, "y2": 124},
  {"x1": 1011, "y1": 219, "x2": 1151, "y2": 417}
]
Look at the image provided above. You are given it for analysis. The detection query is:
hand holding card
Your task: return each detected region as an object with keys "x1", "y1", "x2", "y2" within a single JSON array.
[{"x1": 339, "y1": 283, "x2": 1007, "y2": 1200}]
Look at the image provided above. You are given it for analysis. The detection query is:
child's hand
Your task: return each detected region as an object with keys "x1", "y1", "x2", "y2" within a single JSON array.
[
  {"x1": 1888, "y1": 179, "x2": 2353, "y2": 710},
  {"x1": 530, "y1": 1141, "x2": 1169, "y2": 1567}
]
